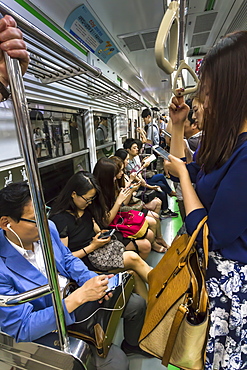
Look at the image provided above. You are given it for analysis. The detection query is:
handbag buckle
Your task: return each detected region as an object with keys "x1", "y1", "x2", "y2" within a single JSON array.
[{"x1": 181, "y1": 297, "x2": 193, "y2": 312}]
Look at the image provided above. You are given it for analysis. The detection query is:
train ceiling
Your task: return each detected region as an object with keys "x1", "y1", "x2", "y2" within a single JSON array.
[{"x1": 16, "y1": 0, "x2": 247, "y2": 108}]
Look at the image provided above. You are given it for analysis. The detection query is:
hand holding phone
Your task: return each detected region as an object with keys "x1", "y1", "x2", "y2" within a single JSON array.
[
  {"x1": 105, "y1": 273, "x2": 123, "y2": 293},
  {"x1": 152, "y1": 145, "x2": 170, "y2": 161},
  {"x1": 142, "y1": 154, "x2": 156, "y2": 165},
  {"x1": 98, "y1": 229, "x2": 115, "y2": 239}
]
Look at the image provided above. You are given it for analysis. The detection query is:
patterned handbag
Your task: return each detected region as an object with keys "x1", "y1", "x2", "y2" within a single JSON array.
[
  {"x1": 87, "y1": 237, "x2": 125, "y2": 271},
  {"x1": 109, "y1": 210, "x2": 149, "y2": 239}
]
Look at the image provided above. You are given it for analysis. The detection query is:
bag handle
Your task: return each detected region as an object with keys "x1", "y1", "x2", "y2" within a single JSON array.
[
  {"x1": 162, "y1": 302, "x2": 188, "y2": 367},
  {"x1": 155, "y1": 216, "x2": 209, "y2": 299},
  {"x1": 184, "y1": 217, "x2": 209, "y2": 314},
  {"x1": 183, "y1": 216, "x2": 208, "y2": 256}
]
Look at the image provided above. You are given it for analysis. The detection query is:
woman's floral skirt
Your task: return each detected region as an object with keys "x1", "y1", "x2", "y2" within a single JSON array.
[{"x1": 205, "y1": 251, "x2": 247, "y2": 370}]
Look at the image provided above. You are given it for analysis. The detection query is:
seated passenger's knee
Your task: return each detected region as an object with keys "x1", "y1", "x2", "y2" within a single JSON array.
[
  {"x1": 137, "y1": 239, "x2": 151, "y2": 253},
  {"x1": 126, "y1": 251, "x2": 143, "y2": 264}
]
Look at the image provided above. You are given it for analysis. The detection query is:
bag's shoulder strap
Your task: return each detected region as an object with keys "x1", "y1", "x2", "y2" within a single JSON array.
[
  {"x1": 185, "y1": 216, "x2": 208, "y2": 253},
  {"x1": 162, "y1": 303, "x2": 187, "y2": 366}
]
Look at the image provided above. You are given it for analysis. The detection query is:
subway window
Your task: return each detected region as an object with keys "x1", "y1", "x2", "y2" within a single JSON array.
[
  {"x1": 94, "y1": 113, "x2": 115, "y2": 159},
  {"x1": 30, "y1": 104, "x2": 86, "y2": 161}
]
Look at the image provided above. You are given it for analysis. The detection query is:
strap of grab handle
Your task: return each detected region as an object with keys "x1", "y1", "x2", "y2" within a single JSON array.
[{"x1": 154, "y1": 1, "x2": 179, "y2": 75}]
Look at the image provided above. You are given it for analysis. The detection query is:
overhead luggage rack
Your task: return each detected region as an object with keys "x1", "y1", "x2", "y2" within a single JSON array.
[{"x1": 1, "y1": 3, "x2": 145, "y2": 110}]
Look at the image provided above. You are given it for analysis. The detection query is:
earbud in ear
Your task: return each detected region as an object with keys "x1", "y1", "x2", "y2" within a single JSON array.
[{"x1": 5, "y1": 223, "x2": 24, "y2": 249}]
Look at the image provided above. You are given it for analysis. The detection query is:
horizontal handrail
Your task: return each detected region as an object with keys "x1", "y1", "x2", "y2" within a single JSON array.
[
  {"x1": 0, "y1": 285, "x2": 52, "y2": 306},
  {"x1": 0, "y1": 2, "x2": 147, "y2": 109},
  {"x1": 0, "y1": 2, "x2": 101, "y2": 78}
]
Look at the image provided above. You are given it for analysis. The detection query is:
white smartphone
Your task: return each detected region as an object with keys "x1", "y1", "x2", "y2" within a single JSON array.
[
  {"x1": 143, "y1": 153, "x2": 156, "y2": 164},
  {"x1": 152, "y1": 145, "x2": 170, "y2": 161},
  {"x1": 105, "y1": 273, "x2": 123, "y2": 293}
]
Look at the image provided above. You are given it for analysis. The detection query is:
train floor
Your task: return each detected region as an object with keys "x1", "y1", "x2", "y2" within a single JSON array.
[{"x1": 113, "y1": 186, "x2": 183, "y2": 370}]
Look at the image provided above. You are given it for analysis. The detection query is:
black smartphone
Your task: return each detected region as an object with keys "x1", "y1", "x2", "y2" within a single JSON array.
[
  {"x1": 152, "y1": 145, "x2": 170, "y2": 161},
  {"x1": 98, "y1": 229, "x2": 115, "y2": 239},
  {"x1": 105, "y1": 273, "x2": 123, "y2": 293}
]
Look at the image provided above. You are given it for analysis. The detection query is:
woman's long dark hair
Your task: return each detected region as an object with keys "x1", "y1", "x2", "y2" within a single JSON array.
[
  {"x1": 50, "y1": 171, "x2": 108, "y2": 227},
  {"x1": 197, "y1": 31, "x2": 247, "y2": 173},
  {"x1": 109, "y1": 156, "x2": 125, "y2": 189},
  {"x1": 93, "y1": 157, "x2": 119, "y2": 211}
]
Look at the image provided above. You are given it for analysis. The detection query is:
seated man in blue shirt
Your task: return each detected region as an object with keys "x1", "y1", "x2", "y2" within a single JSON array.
[{"x1": 0, "y1": 182, "x2": 148, "y2": 370}]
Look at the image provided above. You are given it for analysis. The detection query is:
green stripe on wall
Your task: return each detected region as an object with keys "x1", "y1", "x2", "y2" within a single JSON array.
[
  {"x1": 14, "y1": 0, "x2": 88, "y2": 56},
  {"x1": 143, "y1": 98, "x2": 152, "y2": 107}
]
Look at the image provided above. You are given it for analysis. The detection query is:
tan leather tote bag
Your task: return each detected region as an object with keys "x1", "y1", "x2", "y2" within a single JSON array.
[{"x1": 139, "y1": 216, "x2": 209, "y2": 370}]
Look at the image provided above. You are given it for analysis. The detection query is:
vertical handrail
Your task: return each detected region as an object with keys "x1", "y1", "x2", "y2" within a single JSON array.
[
  {"x1": 178, "y1": 0, "x2": 185, "y2": 63},
  {"x1": 2, "y1": 25, "x2": 70, "y2": 353}
]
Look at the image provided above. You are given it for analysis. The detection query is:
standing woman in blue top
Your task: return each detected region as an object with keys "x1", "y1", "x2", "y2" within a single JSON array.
[{"x1": 166, "y1": 31, "x2": 247, "y2": 370}]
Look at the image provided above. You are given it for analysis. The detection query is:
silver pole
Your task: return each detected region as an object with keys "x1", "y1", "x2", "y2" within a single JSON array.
[
  {"x1": 2, "y1": 25, "x2": 70, "y2": 353},
  {"x1": 178, "y1": 0, "x2": 185, "y2": 62},
  {"x1": 178, "y1": 0, "x2": 186, "y2": 87}
]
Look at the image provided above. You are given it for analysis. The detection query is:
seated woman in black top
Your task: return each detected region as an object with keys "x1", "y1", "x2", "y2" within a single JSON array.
[{"x1": 50, "y1": 171, "x2": 152, "y2": 301}]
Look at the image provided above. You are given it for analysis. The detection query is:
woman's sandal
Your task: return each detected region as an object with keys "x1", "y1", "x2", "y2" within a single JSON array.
[
  {"x1": 152, "y1": 241, "x2": 168, "y2": 253},
  {"x1": 156, "y1": 238, "x2": 170, "y2": 249}
]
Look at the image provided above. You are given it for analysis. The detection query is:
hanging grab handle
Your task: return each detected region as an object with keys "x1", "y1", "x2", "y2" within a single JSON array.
[
  {"x1": 172, "y1": 60, "x2": 199, "y2": 96},
  {"x1": 155, "y1": 1, "x2": 179, "y2": 75}
]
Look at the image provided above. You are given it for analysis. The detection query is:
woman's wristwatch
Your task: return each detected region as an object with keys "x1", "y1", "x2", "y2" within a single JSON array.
[{"x1": 0, "y1": 81, "x2": 10, "y2": 102}]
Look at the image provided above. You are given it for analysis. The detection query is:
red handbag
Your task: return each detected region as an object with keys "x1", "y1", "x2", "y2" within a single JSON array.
[{"x1": 109, "y1": 210, "x2": 149, "y2": 239}]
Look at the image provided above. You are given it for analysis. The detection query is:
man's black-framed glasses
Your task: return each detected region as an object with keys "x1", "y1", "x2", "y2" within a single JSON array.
[
  {"x1": 19, "y1": 205, "x2": 51, "y2": 224},
  {"x1": 19, "y1": 217, "x2": 36, "y2": 224}
]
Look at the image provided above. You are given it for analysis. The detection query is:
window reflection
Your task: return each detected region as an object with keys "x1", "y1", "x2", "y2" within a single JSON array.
[
  {"x1": 94, "y1": 114, "x2": 115, "y2": 159},
  {"x1": 95, "y1": 117, "x2": 109, "y2": 145},
  {"x1": 30, "y1": 108, "x2": 85, "y2": 161}
]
